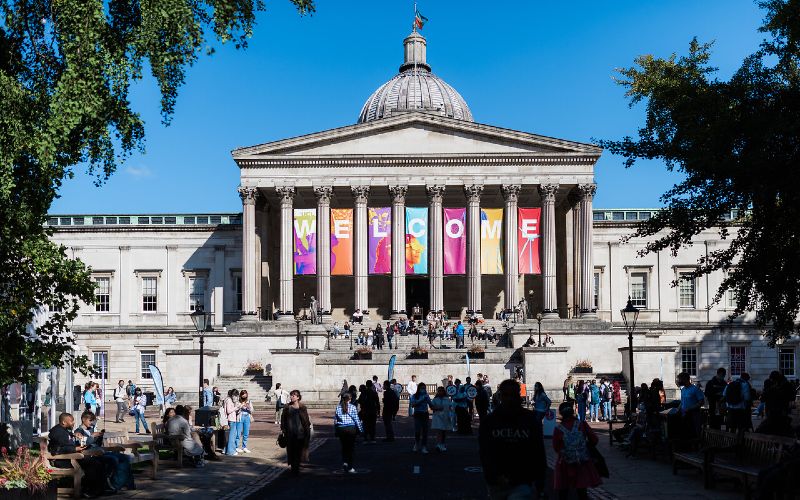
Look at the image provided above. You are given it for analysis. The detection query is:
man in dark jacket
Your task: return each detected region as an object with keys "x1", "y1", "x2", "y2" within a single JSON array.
[
  {"x1": 48, "y1": 413, "x2": 108, "y2": 497},
  {"x1": 382, "y1": 380, "x2": 400, "y2": 441},
  {"x1": 479, "y1": 379, "x2": 546, "y2": 498},
  {"x1": 358, "y1": 380, "x2": 380, "y2": 443},
  {"x1": 475, "y1": 380, "x2": 490, "y2": 422},
  {"x1": 704, "y1": 367, "x2": 728, "y2": 429}
]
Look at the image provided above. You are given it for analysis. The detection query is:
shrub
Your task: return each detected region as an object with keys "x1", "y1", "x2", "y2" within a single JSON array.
[{"x1": 0, "y1": 447, "x2": 53, "y2": 493}]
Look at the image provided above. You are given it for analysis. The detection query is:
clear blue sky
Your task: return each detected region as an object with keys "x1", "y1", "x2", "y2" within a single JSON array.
[{"x1": 51, "y1": 0, "x2": 765, "y2": 214}]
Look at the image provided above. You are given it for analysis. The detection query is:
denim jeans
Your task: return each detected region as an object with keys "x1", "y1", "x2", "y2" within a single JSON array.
[
  {"x1": 134, "y1": 409, "x2": 149, "y2": 433},
  {"x1": 577, "y1": 400, "x2": 587, "y2": 421},
  {"x1": 413, "y1": 413, "x2": 429, "y2": 448},
  {"x1": 590, "y1": 403, "x2": 599, "y2": 420},
  {"x1": 240, "y1": 415, "x2": 251, "y2": 448},
  {"x1": 226, "y1": 421, "x2": 242, "y2": 455},
  {"x1": 603, "y1": 401, "x2": 612, "y2": 420}
]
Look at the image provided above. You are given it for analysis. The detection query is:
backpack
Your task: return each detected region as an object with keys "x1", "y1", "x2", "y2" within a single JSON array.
[
  {"x1": 557, "y1": 422, "x2": 590, "y2": 464},
  {"x1": 602, "y1": 385, "x2": 611, "y2": 400},
  {"x1": 724, "y1": 380, "x2": 743, "y2": 405}
]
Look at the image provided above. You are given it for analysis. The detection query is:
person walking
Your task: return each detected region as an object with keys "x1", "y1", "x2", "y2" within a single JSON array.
[
  {"x1": 281, "y1": 390, "x2": 311, "y2": 475},
  {"x1": 532, "y1": 382, "x2": 551, "y2": 423},
  {"x1": 406, "y1": 375, "x2": 418, "y2": 415},
  {"x1": 575, "y1": 381, "x2": 587, "y2": 422},
  {"x1": 553, "y1": 401, "x2": 602, "y2": 500},
  {"x1": 113, "y1": 380, "x2": 127, "y2": 423},
  {"x1": 589, "y1": 380, "x2": 600, "y2": 422},
  {"x1": 704, "y1": 367, "x2": 728, "y2": 430},
  {"x1": 600, "y1": 379, "x2": 612, "y2": 421},
  {"x1": 132, "y1": 387, "x2": 150, "y2": 434},
  {"x1": 475, "y1": 380, "x2": 490, "y2": 422},
  {"x1": 612, "y1": 381, "x2": 621, "y2": 419},
  {"x1": 224, "y1": 389, "x2": 242, "y2": 456},
  {"x1": 479, "y1": 379, "x2": 547, "y2": 499},
  {"x1": 238, "y1": 390, "x2": 254, "y2": 453},
  {"x1": 357, "y1": 381, "x2": 379, "y2": 443},
  {"x1": 410, "y1": 382, "x2": 432, "y2": 453},
  {"x1": 430, "y1": 386, "x2": 454, "y2": 452},
  {"x1": 455, "y1": 321, "x2": 465, "y2": 348},
  {"x1": 334, "y1": 393, "x2": 363, "y2": 473},
  {"x1": 272, "y1": 383, "x2": 289, "y2": 425},
  {"x1": 562, "y1": 376, "x2": 573, "y2": 402},
  {"x1": 382, "y1": 380, "x2": 399, "y2": 441}
]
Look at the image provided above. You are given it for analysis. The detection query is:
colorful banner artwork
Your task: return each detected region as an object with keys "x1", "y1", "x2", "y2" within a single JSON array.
[
  {"x1": 405, "y1": 207, "x2": 428, "y2": 274},
  {"x1": 443, "y1": 208, "x2": 466, "y2": 274},
  {"x1": 368, "y1": 207, "x2": 391, "y2": 274},
  {"x1": 518, "y1": 207, "x2": 541, "y2": 274},
  {"x1": 293, "y1": 208, "x2": 317, "y2": 275},
  {"x1": 480, "y1": 208, "x2": 503, "y2": 274},
  {"x1": 331, "y1": 208, "x2": 353, "y2": 275}
]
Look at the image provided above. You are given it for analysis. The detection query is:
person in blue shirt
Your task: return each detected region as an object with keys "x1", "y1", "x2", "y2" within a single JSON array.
[
  {"x1": 334, "y1": 393, "x2": 363, "y2": 473},
  {"x1": 453, "y1": 379, "x2": 472, "y2": 435},
  {"x1": 83, "y1": 382, "x2": 97, "y2": 414},
  {"x1": 589, "y1": 380, "x2": 601, "y2": 422},
  {"x1": 677, "y1": 372, "x2": 705, "y2": 438},
  {"x1": 202, "y1": 379, "x2": 213, "y2": 408},
  {"x1": 723, "y1": 372, "x2": 753, "y2": 434},
  {"x1": 410, "y1": 383, "x2": 433, "y2": 453},
  {"x1": 455, "y1": 321, "x2": 465, "y2": 348}
]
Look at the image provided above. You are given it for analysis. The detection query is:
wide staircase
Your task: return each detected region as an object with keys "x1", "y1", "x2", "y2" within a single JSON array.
[{"x1": 214, "y1": 374, "x2": 273, "y2": 405}]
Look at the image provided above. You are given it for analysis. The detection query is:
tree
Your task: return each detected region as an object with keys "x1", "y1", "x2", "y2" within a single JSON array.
[
  {"x1": 598, "y1": 0, "x2": 800, "y2": 345},
  {"x1": 0, "y1": 0, "x2": 314, "y2": 384}
]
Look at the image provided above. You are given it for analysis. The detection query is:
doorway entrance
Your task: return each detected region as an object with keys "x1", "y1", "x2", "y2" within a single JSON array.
[{"x1": 406, "y1": 277, "x2": 430, "y2": 320}]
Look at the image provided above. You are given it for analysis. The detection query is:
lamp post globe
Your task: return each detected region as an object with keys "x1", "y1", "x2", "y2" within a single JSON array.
[
  {"x1": 620, "y1": 297, "x2": 640, "y2": 416},
  {"x1": 190, "y1": 307, "x2": 213, "y2": 408}
]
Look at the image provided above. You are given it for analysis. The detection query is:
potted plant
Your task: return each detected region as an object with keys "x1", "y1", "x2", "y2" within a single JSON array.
[
  {"x1": 1, "y1": 447, "x2": 56, "y2": 499},
  {"x1": 573, "y1": 359, "x2": 593, "y2": 374},
  {"x1": 467, "y1": 345, "x2": 485, "y2": 359},
  {"x1": 408, "y1": 347, "x2": 428, "y2": 359},
  {"x1": 352, "y1": 347, "x2": 373, "y2": 360},
  {"x1": 244, "y1": 361, "x2": 263, "y2": 375}
]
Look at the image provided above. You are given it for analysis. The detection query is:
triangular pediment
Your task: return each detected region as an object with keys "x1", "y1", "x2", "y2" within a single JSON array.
[{"x1": 232, "y1": 112, "x2": 601, "y2": 160}]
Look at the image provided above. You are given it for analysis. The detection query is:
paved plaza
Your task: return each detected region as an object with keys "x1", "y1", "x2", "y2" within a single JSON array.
[{"x1": 95, "y1": 408, "x2": 744, "y2": 499}]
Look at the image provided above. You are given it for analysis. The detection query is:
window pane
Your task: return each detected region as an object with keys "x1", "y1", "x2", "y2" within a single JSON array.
[
  {"x1": 630, "y1": 272, "x2": 647, "y2": 308},
  {"x1": 593, "y1": 273, "x2": 600, "y2": 309},
  {"x1": 189, "y1": 277, "x2": 206, "y2": 311},
  {"x1": 140, "y1": 351, "x2": 156, "y2": 379},
  {"x1": 94, "y1": 277, "x2": 110, "y2": 312},
  {"x1": 235, "y1": 276, "x2": 243, "y2": 311},
  {"x1": 142, "y1": 277, "x2": 157, "y2": 312},
  {"x1": 92, "y1": 351, "x2": 109, "y2": 380},
  {"x1": 681, "y1": 347, "x2": 698, "y2": 377},
  {"x1": 730, "y1": 346, "x2": 746, "y2": 377},
  {"x1": 779, "y1": 347, "x2": 795, "y2": 376},
  {"x1": 679, "y1": 272, "x2": 695, "y2": 308}
]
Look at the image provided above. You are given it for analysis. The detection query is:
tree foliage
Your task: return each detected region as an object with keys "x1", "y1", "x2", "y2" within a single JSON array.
[
  {"x1": 0, "y1": 0, "x2": 314, "y2": 384},
  {"x1": 598, "y1": 0, "x2": 800, "y2": 344}
]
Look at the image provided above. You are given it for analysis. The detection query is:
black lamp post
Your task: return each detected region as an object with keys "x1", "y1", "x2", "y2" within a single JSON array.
[
  {"x1": 295, "y1": 319, "x2": 302, "y2": 349},
  {"x1": 621, "y1": 296, "x2": 640, "y2": 415},
  {"x1": 190, "y1": 307, "x2": 213, "y2": 408},
  {"x1": 536, "y1": 313, "x2": 543, "y2": 347}
]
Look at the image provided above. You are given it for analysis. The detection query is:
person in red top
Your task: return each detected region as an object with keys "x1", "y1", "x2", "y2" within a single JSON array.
[{"x1": 553, "y1": 401, "x2": 602, "y2": 499}]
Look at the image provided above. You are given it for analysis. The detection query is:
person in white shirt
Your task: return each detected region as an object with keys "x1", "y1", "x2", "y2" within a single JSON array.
[
  {"x1": 406, "y1": 375, "x2": 418, "y2": 415},
  {"x1": 270, "y1": 383, "x2": 290, "y2": 425},
  {"x1": 113, "y1": 380, "x2": 127, "y2": 423}
]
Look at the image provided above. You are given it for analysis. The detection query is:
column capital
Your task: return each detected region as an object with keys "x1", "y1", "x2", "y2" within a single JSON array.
[
  {"x1": 537, "y1": 184, "x2": 560, "y2": 203},
  {"x1": 119, "y1": 245, "x2": 131, "y2": 251},
  {"x1": 577, "y1": 183, "x2": 597, "y2": 200},
  {"x1": 313, "y1": 186, "x2": 333, "y2": 204},
  {"x1": 464, "y1": 184, "x2": 483, "y2": 202},
  {"x1": 351, "y1": 185, "x2": 370, "y2": 203},
  {"x1": 501, "y1": 184, "x2": 522, "y2": 202},
  {"x1": 388, "y1": 185, "x2": 408, "y2": 204},
  {"x1": 275, "y1": 186, "x2": 296, "y2": 206},
  {"x1": 426, "y1": 184, "x2": 446, "y2": 202},
  {"x1": 237, "y1": 186, "x2": 259, "y2": 205}
]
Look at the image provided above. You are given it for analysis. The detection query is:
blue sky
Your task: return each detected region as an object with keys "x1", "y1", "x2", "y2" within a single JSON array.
[{"x1": 51, "y1": 1, "x2": 765, "y2": 214}]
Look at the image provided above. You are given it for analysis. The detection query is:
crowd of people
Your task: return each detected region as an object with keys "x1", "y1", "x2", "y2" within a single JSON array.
[
  {"x1": 561, "y1": 376, "x2": 623, "y2": 423},
  {"x1": 329, "y1": 317, "x2": 503, "y2": 349}
]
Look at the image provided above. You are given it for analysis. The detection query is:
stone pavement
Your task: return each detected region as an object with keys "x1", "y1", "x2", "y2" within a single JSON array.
[{"x1": 90, "y1": 408, "x2": 743, "y2": 499}]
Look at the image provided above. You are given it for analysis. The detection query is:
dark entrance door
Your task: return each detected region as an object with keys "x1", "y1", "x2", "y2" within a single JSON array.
[{"x1": 406, "y1": 277, "x2": 430, "y2": 320}]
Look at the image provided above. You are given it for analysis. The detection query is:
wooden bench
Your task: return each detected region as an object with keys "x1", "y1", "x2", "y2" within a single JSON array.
[
  {"x1": 708, "y1": 433, "x2": 797, "y2": 499},
  {"x1": 151, "y1": 422, "x2": 183, "y2": 469},
  {"x1": 38, "y1": 433, "x2": 84, "y2": 498},
  {"x1": 672, "y1": 428, "x2": 738, "y2": 488},
  {"x1": 102, "y1": 430, "x2": 158, "y2": 479}
]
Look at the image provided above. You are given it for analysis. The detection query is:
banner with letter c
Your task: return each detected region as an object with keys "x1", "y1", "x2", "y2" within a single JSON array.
[
  {"x1": 443, "y1": 208, "x2": 466, "y2": 274},
  {"x1": 331, "y1": 208, "x2": 353, "y2": 275},
  {"x1": 518, "y1": 207, "x2": 541, "y2": 274},
  {"x1": 405, "y1": 207, "x2": 428, "y2": 274}
]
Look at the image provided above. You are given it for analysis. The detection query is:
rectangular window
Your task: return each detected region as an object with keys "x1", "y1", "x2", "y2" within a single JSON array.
[
  {"x1": 679, "y1": 272, "x2": 696, "y2": 308},
  {"x1": 49, "y1": 302, "x2": 63, "y2": 314},
  {"x1": 189, "y1": 277, "x2": 206, "y2": 311},
  {"x1": 142, "y1": 277, "x2": 157, "y2": 312},
  {"x1": 681, "y1": 346, "x2": 698, "y2": 377},
  {"x1": 629, "y1": 272, "x2": 648, "y2": 308},
  {"x1": 235, "y1": 275, "x2": 243, "y2": 312},
  {"x1": 726, "y1": 288, "x2": 737, "y2": 309},
  {"x1": 779, "y1": 347, "x2": 795, "y2": 377},
  {"x1": 92, "y1": 351, "x2": 109, "y2": 380},
  {"x1": 730, "y1": 346, "x2": 746, "y2": 377},
  {"x1": 140, "y1": 350, "x2": 156, "y2": 379},
  {"x1": 592, "y1": 271, "x2": 600, "y2": 310},
  {"x1": 94, "y1": 277, "x2": 110, "y2": 312}
]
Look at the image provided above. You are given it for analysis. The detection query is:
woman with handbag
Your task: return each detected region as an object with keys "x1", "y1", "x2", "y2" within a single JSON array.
[
  {"x1": 334, "y1": 393, "x2": 363, "y2": 474},
  {"x1": 532, "y1": 382, "x2": 551, "y2": 423},
  {"x1": 553, "y1": 401, "x2": 602, "y2": 500},
  {"x1": 280, "y1": 389, "x2": 310, "y2": 475},
  {"x1": 238, "y1": 390, "x2": 255, "y2": 453}
]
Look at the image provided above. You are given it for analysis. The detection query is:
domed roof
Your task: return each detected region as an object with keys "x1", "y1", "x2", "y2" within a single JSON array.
[{"x1": 358, "y1": 32, "x2": 473, "y2": 124}]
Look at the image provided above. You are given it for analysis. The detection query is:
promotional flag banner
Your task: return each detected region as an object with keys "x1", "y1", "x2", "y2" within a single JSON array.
[
  {"x1": 518, "y1": 207, "x2": 541, "y2": 274},
  {"x1": 148, "y1": 364, "x2": 165, "y2": 405},
  {"x1": 405, "y1": 207, "x2": 428, "y2": 274},
  {"x1": 443, "y1": 208, "x2": 466, "y2": 274},
  {"x1": 331, "y1": 208, "x2": 353, "y2": 275},
  {"x1": 368, "y1": 207, "x2": 391, "y2": 274},
  {"x1": 293, "y1": 208, "x2": 317, "y2": 275},
  {"x1": 480, "y1": 208, "x2": 504, "y2": 274}
]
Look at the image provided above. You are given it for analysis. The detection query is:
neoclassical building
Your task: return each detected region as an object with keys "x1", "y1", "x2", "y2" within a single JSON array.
[{"x1": 44, "y1": 32, "x2": 796, "y2": 404}]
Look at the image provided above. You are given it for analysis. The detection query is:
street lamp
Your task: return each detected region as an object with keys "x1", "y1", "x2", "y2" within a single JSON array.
[
  {"x1": 190, "y1": 307, "x2": 213, "y2": 408},
  {"x1": 295, "y1": 318, "x2": 302, "y2": 349},
  {"x1": 536, "y1": 313, "x2": 543, "y2": 347},
  {"x1": 620, "y1": 296, "x2": 640, "y2": 416}
]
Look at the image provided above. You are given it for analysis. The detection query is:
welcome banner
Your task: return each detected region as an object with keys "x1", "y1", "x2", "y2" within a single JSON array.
[
  {"x1": 443, "y1": 208, "x2": 466, "y2": 274},
  {"x1": 518, "y1": 207, "x2": 541, "y2": 274},
  {"x1": 405, "y1": 207, "x2": 428, "y2": 274},
  {"x1": 293, "y1": 208, "x2": 317, "y2": 275},
  {"x1": 331, "y1": 208, "x2": 353, "y2": 275},
  {"x1": 480, "y1": 208, "x2": 503, "y2": 274},
  {"x1": 368, "y1": 207, "x2": 391, "y2": 274}
]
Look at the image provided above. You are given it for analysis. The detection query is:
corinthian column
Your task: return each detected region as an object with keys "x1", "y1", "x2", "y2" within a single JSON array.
[
  {"x1": 578, "y1": 184, "x2": 597, "y2": 317},
  {"x1": 539, "y1": 184, "x2": 560, "y2": 318},
  {"x1": 465, "y1": 184, "x2": 483, "y2": 316},
  {"x1": 276, "y1": 186, "x2": 296, "y2": 320},
  {"x1": 502, "y1": 185, "x2": 521, "y2": 312},
  {"x1": 427, "y1": 185, "x2": 445, "y2": 313},
  {"x1": 315, "y1": 186, "x2": 333, "y2": 318},
  {"x1": 389, "y1": 185, "x2": 408, "y2": 319},
  {"x1": 238, "y1": 186, "x2": 259, "y2": 317},
  {"x1": 351, "y1": 186, "x2": 370, "y2": 316}
]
